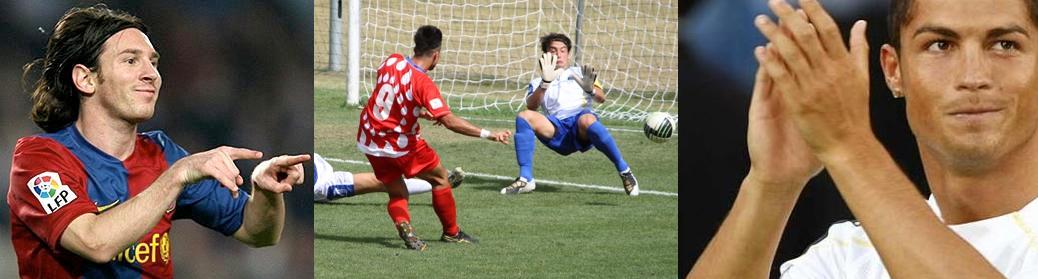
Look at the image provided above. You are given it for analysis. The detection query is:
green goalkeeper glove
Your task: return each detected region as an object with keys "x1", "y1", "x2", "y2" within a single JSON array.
[{"x1": 537, "y1": 52, "x2": 564, "y2": 89}]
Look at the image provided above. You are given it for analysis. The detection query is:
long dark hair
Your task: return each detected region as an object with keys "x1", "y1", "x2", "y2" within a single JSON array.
[{"x1": 22, "y1": 4, "x2": 148, "y2": 132}]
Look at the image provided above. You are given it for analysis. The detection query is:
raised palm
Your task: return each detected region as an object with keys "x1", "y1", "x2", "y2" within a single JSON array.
[{"x1": 746, "y1": 67, "x2": 823, "y2": 187}]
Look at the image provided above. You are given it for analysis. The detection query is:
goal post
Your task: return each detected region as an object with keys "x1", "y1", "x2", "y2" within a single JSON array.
[
  {"x1": 346, "y1": 0, "x2": 361, "y2": 106},
  {"x1": 320, "y1": 0, "x2": 678, "y2": 122}
]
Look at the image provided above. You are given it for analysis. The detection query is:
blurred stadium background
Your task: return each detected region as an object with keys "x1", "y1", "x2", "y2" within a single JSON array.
[{"x1": 0, "y1": 1, "x2": 313, "y2": 277}]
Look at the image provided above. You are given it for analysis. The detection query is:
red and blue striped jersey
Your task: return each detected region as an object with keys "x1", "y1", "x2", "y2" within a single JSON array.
[{"x1": 7, "y1": 124, "x2": 248, "y2": 278}]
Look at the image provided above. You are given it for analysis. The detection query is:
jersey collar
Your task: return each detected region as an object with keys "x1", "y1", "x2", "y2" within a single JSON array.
[
  {"x1": 66, "y1": 122, "x2": 128, "y2": 164},
  {"x1": 405, "y1": 56, "x2": 427, "y2": 74},
  {"x1": 930, "y1": 194, "x2": 1038, "y2": 227}
]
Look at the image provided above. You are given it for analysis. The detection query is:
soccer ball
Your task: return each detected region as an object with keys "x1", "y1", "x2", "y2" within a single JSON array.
[{"x1": 643, "y1": 112, "x2": 676, "y2": 143}]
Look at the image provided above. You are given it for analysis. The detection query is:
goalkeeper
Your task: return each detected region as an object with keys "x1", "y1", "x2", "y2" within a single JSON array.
[{"x1": 503, "y1": 33, "x2": 639, "y2": 196}]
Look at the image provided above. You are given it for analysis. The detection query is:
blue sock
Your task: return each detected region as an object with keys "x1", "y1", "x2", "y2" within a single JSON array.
[
  {"x1": 326, "y1": 184, "x2": 356, "y2": 200},
  {"x1": 515, "y1": 117, "x2": 536, "y2": 181},
  {"x1": 587, "y1": 121, "x2": 629, "y2": 173}
]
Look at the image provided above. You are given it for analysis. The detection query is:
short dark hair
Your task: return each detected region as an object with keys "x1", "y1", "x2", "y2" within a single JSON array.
[
  {"x1": 539, "y1": 33, "x2": 571, "y2": 53},
  {"x1": 413, "y1": 25, "x2": 442, "y2": 57},
  {"x1": 888, "y1": 0, "x2": 1038, "y2": 49},
  {"x1": 23, "y1": 4, "x2": 147, "y2": 132}
]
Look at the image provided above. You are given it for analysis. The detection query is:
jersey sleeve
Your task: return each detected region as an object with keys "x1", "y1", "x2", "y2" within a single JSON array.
[
  {"x1": 145, "y1": 131, "x2": 248, "y2": 236},
  {"x1": 173, "y1": 179, "x2": 249, "y2": 236},
  {"x1": 8, "y1": 137, "x2": 98, "y2": 250},
  {"x1": 414, "y1": 74, "x2": 451, "y2": 118},
  {"x1": 527, "y1": 77, "x2": 542, "y2": 96},
  {"x1": 779, "y1": 221, "x2": 862, "y2": 278}
]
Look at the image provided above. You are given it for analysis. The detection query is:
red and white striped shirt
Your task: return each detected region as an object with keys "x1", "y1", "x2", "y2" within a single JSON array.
[{"x1": 357, "y1": 53, "x2": 451, "y2": 158}]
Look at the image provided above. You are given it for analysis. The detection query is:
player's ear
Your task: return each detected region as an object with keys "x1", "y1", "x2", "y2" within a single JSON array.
[
  {"x1": 880, "y1": 44, "x2": 904, "y2": 98},
  {"x1": 72, "y1": 64, "x2": 98, "y2": 95}
]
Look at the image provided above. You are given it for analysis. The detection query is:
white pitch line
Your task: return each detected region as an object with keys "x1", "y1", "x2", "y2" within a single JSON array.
[{"x1": 325, "y1": 157, "x2": 678, "y2": 197}]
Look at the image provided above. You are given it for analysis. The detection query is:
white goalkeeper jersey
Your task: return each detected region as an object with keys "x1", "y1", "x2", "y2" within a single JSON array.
[
  {"x1": 527, "y1": 66, "x2": 598, "y2": 120},
  {"x1": 780, "y1": 196, "x2": 1038, "y2": 278}
]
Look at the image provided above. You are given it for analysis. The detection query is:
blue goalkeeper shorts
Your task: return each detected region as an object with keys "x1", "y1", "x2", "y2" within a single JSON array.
[{"x1": 539, "y1": 109, "x2": 597, "y2": 155}]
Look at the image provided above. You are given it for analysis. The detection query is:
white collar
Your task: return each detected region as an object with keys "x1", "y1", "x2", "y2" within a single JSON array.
[{"x1": 927, "y1": 194, "x2": 1038, "y2": 226}]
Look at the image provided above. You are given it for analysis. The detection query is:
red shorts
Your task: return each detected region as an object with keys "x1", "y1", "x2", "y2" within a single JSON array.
[{"x1": 365, "y1": 139, "x2": 440, "y2": 185}]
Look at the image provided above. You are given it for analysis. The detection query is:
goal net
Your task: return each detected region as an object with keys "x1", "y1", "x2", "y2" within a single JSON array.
[{"x1": 316, "y1": 0, "x2": 678, "y2": 122}]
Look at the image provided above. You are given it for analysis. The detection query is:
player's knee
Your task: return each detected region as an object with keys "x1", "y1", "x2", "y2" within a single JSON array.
[
  {"x1": 579, "y1": 114, "x2": 598, "y2": 130},
  {"x1": 431, "y1": 172, "x2": 451, "y2": 188},
  {"x1": 388, "y1": 191, "x2": 408, "y2": 198},
  {"x1": 385, "y1": 180, "x2": 409, "y2": 197},
  {"x1": 517, "y1": 110, "x2": 539, "y2": 122}
]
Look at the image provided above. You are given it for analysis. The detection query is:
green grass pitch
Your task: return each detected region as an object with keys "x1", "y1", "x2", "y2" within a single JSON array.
[{"x1": 313, "y1": 86, "x2": 678, "y2": 278}]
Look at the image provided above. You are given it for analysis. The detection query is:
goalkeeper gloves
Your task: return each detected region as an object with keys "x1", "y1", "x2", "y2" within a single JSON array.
[
  {"x1": 537, "y1": 52, "x2": 564, "y2": 89},
  {"x1": 573, "y1": 64, "x2": 598, "y2": 97}
]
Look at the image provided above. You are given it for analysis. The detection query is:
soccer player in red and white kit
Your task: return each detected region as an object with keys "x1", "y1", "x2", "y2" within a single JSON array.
[{"x1": 358, "y1": 25, "x2": 511, "y2": 250}]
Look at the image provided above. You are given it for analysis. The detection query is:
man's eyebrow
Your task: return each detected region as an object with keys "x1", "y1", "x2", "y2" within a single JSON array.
[
  {"x1": 913, "y1": 25, "x2": 959, "y2": 39},
  {"x1": 913, "y1": 24, "x2": 1031, "y2": 40},
  {"x1": 117, "y1": 48, "x2": 141, "y2": 56},
  {"x1": 988, "y1": 24, "x2": 1030, "y2": 39},
  {"x1": 117, "y1": 48, "x2": 161, "y2": 60}
]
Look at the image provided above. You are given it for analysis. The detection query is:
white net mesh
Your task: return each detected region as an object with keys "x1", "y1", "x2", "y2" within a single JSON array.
[{"x1": 316, "y1": 0, "x2": 678, "y2": 122}]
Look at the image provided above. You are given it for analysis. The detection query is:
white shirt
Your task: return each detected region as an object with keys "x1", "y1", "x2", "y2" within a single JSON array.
[
  {"x1": 528, "y1": 66, "x2": 592, "y2": 120},
  {"x1": 781, "y1": 196, "x2": 1038, "y2": 278}
]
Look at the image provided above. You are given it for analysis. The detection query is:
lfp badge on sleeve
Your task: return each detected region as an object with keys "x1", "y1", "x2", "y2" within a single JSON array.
[{"x1": 27, "y1": 171, "x2": 78, "y2": 214}]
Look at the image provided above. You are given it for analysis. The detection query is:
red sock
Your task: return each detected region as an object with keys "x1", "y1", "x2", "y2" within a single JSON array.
[
  {"x1": 387, "y1": 197, "x2": 410, "y2": 224},
  {"x1": 431, "y1": 187, "x2": 459, "y2": 235}
]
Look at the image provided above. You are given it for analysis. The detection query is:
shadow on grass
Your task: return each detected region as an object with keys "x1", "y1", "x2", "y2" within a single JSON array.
[
  {"x1": 314, "y1": 201, "x2": 382, "y2": 207},
  {"x1": 315, "y1": 233, "x2": 400, "y2": 248},
  {"x1": 462, "y1": 176, "x2": 614, "y2": 194},
  {"x1": 464, "y1": 176, "x2": 578, "y2": 194},
  {"x1": 461, "y1": 176, "x2": 628, "y2": 197}
]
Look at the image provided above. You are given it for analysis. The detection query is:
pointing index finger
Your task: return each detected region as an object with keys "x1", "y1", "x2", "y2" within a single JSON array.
[
  {"x1": 272, "y1": 154, "x2": 312, "y2": 167},
  {"x1": 222, "y1": 146, "x2": 264, "y2": 160}
]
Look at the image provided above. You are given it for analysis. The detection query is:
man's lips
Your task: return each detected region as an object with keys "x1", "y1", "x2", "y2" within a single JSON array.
[
  {"x1": 947, "y1": 106, "x2": 1004, "y2": 123},
  {"x1": 948, "y1": 107, "x2": 1003, "y2": 116}
]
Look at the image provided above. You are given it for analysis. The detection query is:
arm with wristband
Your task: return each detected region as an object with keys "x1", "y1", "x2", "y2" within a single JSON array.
[
  {"x1": 412, "y1": 68, "x2": 511, "y2": 144},
  {"x1": 436, "y1": 113, "x2": 512, "y2": 144}
]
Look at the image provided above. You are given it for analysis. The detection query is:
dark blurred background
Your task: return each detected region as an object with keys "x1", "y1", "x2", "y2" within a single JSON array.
[
  {"x1": 0, "y1": 1, "x2": 313, "y2": 277},
  {"x1": 680, "y1": 0, "x2": 931, "y2": 277}
]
